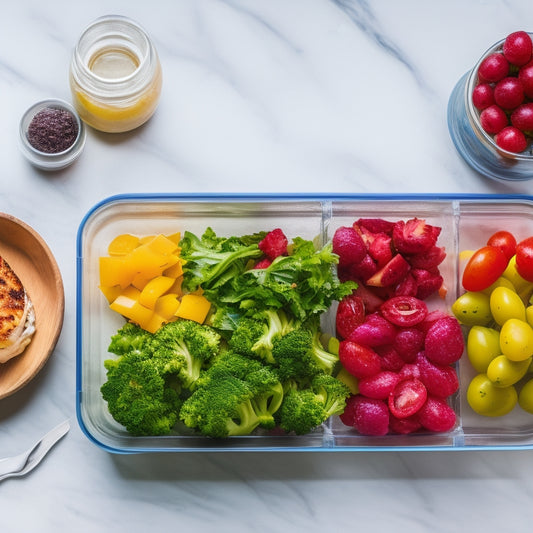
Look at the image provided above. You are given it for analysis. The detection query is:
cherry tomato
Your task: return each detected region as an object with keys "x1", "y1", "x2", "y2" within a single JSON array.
[
  {"x1": 503, "y1": 255, "x2": 533, "y2": 292},
  {"x1": 336, "y1": 293, "x2": 365, "y2": 339},
  {"x1": 338, "y1": 341, "x2": 381, "y2": 379},
  {"x1": 499, "y1": 318, "x2": 533, "y2": 361},
  {"x1": 380, "y1": 295, "x2": 428, "y2": 327},
  {"x1": 388, "y1": 378, "x2": 427, "y2": 418},
  {"x1": 451, "y1": 291, "x2": 492, "y2": 326},
  {"x1": 518, "y1": 378, "x2": 533, "y2": 414},
  {"x1": 487, "y1": 230, "x2": 517, "y2": 260},
  {"x1": 489, "y1": 286, "x2": 526, "y2": 326},
  {"x1": 516, "y1": 236, "x2": 533, "y2": 282},
  {"x1": 462, "y1": 245, "x2": 509, "y2": 292},
  {"x1": 467, "y1": 373, "x2": 517, "y2": 417},
  {"x1": 486, "y1": 355, "x2": 530, "y2": 388},
  {"x1": 466, "y1": 325, "x2": 501, "y2": 373}
]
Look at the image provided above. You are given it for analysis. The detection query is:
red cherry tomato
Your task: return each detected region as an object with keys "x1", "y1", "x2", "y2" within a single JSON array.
[
  {"x1": 388, "y1": 378, "x2": 428, "y2": 418},
  {"x1": 487, "y1": 230, "x2": 517, "y2": 260},
  {"x1": 338, "y1": 341, "x2": 381, "y2": 379},
  {"x1": 462, "y1": 245, "x2": 508, "y2": 292},
  {"x1": 516, "y1": 236, "x2": 533, "y2": 282},
  {"x1": 380, "y1": 295, "x2": 428, "y2": 327}
]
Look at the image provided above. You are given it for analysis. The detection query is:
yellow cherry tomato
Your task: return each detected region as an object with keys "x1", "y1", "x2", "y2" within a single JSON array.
[
  {"x1": 489, "y1": 286, "x2": 526, "y2": 326},
  {"x1": 466, "y1": 325, "x2": 502, "y2": 373},
  {"x1": 500, "y1": 318, "x2": 533, "y2": 361},
  {"x1": 486, "y1": 355, "x2": 530, "y2": 388},
  {"x1": 467, "y1": 374, "x2": 517, "y2": 417},
  {"x1": 452, "y1": 291, "x2": 492, "y2": 326},
  {"x1": 518, "y1": 378, "x2": 533, "y2": 414},
  {"x1": 482, "y1": 276, "x2": 515, "y2": 295}
]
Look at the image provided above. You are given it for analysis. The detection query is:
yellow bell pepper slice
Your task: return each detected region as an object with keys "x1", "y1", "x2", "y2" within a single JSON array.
[
  {"x1": 175, "y1": 293, "x2": 211, "y2": 324},
  {"x1": 99, "y1": 284, "x2": 122, "y2": 304},
  {"x1": 146, "y1": 234, "x2": 179, "y2": 256},
  {"x1": 141, "y1": 312, "x2": 168, "y2": 334},
  {"x1": 110, "y1": 295, "x2": 153, "y2": 326},
  {"x1": 99, "y1": 256, "x2": 135, "y2": 289},
  {"x1": 154, "y1": 293, "x2": 181, "y2": 320},
  {"x1": 166, "y1": 232, "x2": 181, "y2": 246},
  {"x1": 107, "y1": 233, "x2": 140, "y2": 256},
  {"x1": 163, "y1": 260, "x2": 184, "y2": 278},
  {"x1": 139, "y1": 276, "x2": 175, "y2": 309}
]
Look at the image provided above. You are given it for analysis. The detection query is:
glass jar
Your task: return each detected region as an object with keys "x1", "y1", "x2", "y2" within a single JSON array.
[
  {"x1": 69, "y1": 15, "x2": 162, "y2": 133},
  {"x1": 447, "y1": 35, "x2": 533, "y2": 182}
]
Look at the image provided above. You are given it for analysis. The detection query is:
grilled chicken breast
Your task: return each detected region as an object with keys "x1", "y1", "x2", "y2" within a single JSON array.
[{"x1": 0, "y1": 256, "x2": 35, "y2": 363}]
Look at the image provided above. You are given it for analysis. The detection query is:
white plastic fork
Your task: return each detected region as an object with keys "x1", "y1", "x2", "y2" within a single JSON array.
[{"x1": 0, "y1": 419, "x2": 70, "y2": 482}]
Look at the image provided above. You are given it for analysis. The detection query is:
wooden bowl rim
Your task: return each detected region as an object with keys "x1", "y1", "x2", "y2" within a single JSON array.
[{"x1": 0, "y1": 213, "x2": 65, "y2": 400}]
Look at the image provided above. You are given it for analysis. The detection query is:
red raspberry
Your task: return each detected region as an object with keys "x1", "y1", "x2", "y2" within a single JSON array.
[{"x1": 258, "y1": 228, "x2": 288, "y2": 260}]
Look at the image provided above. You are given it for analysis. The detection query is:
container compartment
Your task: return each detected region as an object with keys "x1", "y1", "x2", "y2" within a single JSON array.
[{"x1": 76, "y1": 194, "x2": 533, "y2": 452}]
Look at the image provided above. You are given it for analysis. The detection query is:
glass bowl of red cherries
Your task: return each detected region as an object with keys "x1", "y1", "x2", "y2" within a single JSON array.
[{"x1": 448, "y1": 31, "x2": 533, "y2": 181}]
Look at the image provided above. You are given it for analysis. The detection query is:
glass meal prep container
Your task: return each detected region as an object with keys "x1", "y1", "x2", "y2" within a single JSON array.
[{"x1": 77, "y1": 193, "x2": 533, "y2": 453}]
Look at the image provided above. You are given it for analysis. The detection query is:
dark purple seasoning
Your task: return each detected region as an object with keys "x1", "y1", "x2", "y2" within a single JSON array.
[{"x1": 27, "y1": 107, "x2": 79, "y2": 154}]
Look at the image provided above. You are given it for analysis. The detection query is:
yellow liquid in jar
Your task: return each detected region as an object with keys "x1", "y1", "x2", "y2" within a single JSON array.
[
  {"x1": 71, "y1": 54, "x2": 162, "y2": 133},
  {"x1": 89, "y1": 47, "x2": 139, "y2": 78}
]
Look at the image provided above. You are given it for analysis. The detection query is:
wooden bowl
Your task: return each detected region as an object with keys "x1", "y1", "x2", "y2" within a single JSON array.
[{"x1": 0, "y1": 213, "x2": 64, "y2": 400}]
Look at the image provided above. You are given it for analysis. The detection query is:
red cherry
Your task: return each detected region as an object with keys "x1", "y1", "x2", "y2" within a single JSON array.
[
  {"x1": 494, "y1": 126, "x2": 528, "y2": 153},
  {"x1": 518, "y1": 60, "x2": 533, "y2": 99},
  {"x1": 503, "y1": 31, "x2": 533, "y2": 67},
  {"x1": 472, "y1": 83, "x2": 495, "y2": 110},
  {"x1": 479, "y1": 104, "x2": 508, "y2": 134},
  {"x1": 511, "y1": 102, "x2": 533, "y2": 134},
  {"x1": 493, "y1": 77, "x2": 524, "y2": 110},
  {"x1": 478, "y1": 52, "x2": 509, "y2": 83}
]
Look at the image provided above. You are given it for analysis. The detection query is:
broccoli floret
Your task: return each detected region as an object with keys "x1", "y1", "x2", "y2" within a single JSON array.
[
  {"x1": 180, "y1": 372, "x2": 260, "y2": 438},
  {"x1": 271, "y1": 317, "x2": 339, "y2": 378},
  {"x1": 276, "y1": 375, "x2": 350, "y2": 435},
  {"x1": 247, "y1": 366, "x2": 284, "y2": 430},
  {"x1": 229, "y1": 309, "x2": 295, "y2": 364},
  {"x1": 101, "y1": 352, "x2": 182, "y2": 436},
  {"x1": 108, "y1": 322, "x2": 152, "y2": 356},
  {"x1": 277, "y1": 381, "x2": 326, "y2": 435},
  {"x1": 309, "y1": 326, "x2": 339, "y2": 375},
  {"x1": 271, "y1": 328, "x2": 322, "y2": 380},
  {"x1": 310, "y1": 373, "x2": 351, "y2": 419},
  {"x1": 150, "y1": 319, "x2": 221, "y2": 389},
  {"x1": 180, "y1": 351, "x2": 284, "y2": 437}
]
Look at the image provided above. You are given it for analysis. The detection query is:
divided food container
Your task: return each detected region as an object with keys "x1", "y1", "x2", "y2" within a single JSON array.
[{"x1": 76, "y1": 193, "x2": 533, "y2": 453}]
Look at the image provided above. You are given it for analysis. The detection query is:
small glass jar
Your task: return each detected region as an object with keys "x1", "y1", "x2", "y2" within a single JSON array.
[
  {"x1": 447, "y1": 35, "x2": 533, "y2": 181},
  {"x1": 69, "y1": 15, "x2": 162, "y2": 133},
  {"x1": 19, "y1": 99, "x2": 86, "y2": 171}
]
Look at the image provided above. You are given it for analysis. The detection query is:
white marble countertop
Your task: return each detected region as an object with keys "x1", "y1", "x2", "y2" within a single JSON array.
[{"x1": 2, "y1": 1, "x2": 533, "y2": 531}]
